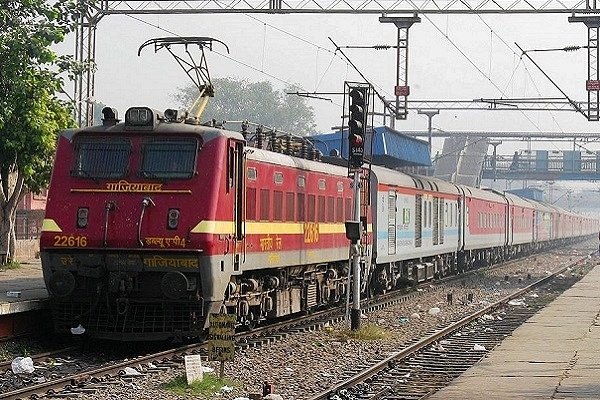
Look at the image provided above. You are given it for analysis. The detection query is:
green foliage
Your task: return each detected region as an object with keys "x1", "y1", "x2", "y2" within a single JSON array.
[
  {"x1": 1, "y1": 260, "x2": 21, "y2": 270},
  {"x1": 0, "y1": 340, "x2": 34, "y2": 362},
  {"x1": 0, "y1": 0, "x2": 85, "y2": 193},
  {"x1": 173, "y1": 77, "x2": 317, "y2": 135},
  {"x1": 162, "y1": 373, "x2": 241, "y2": 399}
]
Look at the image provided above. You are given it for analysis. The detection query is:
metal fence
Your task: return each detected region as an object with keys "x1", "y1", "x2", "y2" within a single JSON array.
[{"x1": 15, "y1": 210, "x2": 44, "y2": 240}]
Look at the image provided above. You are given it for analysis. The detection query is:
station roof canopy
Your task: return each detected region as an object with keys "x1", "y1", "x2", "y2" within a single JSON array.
[{"x1": 309, "y1": 126, "x2": 431, "y2": 168}]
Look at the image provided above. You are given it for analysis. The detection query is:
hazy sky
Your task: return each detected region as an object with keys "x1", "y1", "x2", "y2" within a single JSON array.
[{"x1": 56, "y1": 11, "x2": 599, "y2": 160}]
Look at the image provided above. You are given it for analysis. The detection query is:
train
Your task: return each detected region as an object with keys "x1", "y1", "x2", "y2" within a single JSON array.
[{"x1": 40, "y1": 105, "x2": 599, "y2": 341}]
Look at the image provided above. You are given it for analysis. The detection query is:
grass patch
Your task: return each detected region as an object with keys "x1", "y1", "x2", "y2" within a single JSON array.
[
  {"x1": 0, "y1": 340, "x2": 33, "y2": 362},
  {"x1": 162, "y1": 373, "x2": 241, "y2": 399},
  {"x1": 332, "y1": 324, "x2": 390, "y2": 341},
  {"x1": 1, "y1": 260, "x2": 20, "y2": 270}
]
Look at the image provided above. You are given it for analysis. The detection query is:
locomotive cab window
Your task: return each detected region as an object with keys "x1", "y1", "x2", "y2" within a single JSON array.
[
  {"x1": 72, "y1": 138, "x2": 131, "y2": 179},
  {"x1": 140, "y1": 139, "x2": 197, "y2": 179}
]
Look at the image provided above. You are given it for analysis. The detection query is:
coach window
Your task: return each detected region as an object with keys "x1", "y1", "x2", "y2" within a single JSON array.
[
  {"x1": 318, "y1": 179, "x2": 326, "y2": 190},
  {"x1": 445, "y1": 203, "x2": 448, "y2": 227},
  {"x1": 140, "y1": 139, "x2": 197, "y2": 179},
  {"x1": 273, "y1": 191, "x2": 283, "y2": 221},
  {"x1": 286, "y1": 192, "x2": 294, "y2": 221},
  {"x1": 298, "y1": 176, "x2": 306, "y2": 188},
  {"x1": 260, "y1": 189, "x2": 270, "y2": 221},
  {"x1": 247, "y1": 167, "x2": 257, "y2": 180},
  {"x1": 428, "y1": 201, "x2": 432, "y2": 227},
  {"x1": 274, "y1": 172, "x2": 284, "y2": 185},
  {"x1": 72, "y1": 137, "x2": 131, "y2": 179}
]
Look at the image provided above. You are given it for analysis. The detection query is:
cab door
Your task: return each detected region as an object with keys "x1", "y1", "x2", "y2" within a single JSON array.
[{"x1": 228, "y1": 139, "x2": 245, "y2": 271}]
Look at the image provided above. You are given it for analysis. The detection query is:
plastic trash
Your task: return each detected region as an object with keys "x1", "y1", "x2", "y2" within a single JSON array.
[
  {"x1": 123, "y1": 366, "x2": 141, "y2": 376},
  {"x1": 508, "y1": 299, "x2": 526, "y2": 306},
  {"x1": 473, "y1": 344, "x2": 487, "y2": 351},
  {"x1": 428, "y1": 307, "x2": 441, "y2": 316},
  {"x1": 264, "y1": 395, "x2": 284, "y2": 400},
  {"x1": 70, "y1": 324, "x2": 86, "y2": 335},
  {"x1": 410, "y1": 313, "x2": 421, "y2": 320},
  {"x1": 399, "y1": 316, "x2": 409, "y2": 323},
  {"x1": 11, "y1": 357, "x2": 35, "y2": 374}
]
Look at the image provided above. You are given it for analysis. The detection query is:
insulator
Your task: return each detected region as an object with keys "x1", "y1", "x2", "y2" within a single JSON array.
[
  {"x1": 285, "y1": 135, "x2": 292, "y2": 155},
  {"x1": 310, "y1": 147, "x2": 318, "y2": 161},
  {"x1": 256, "y1": 126, "x2": 264, "y2": 149},
  {"x1": 301, "y1": 141, "x2": 308, "y2": 159},
  {"x1": 271, "y1": 132, "x2": 281, "y2": 153},
  {"x1": 241, "y1": 121, "x2": 249, "y2": 140}
]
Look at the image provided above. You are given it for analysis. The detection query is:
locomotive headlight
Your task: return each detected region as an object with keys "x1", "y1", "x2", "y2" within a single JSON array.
[
  {"x1": 77, "y1": 207, "x2": 89, "y2": 228},
  {"x1": 167, "y1": 208, "x2": 180, "y2": 229},
  {"x1": 125, "y1": 107, "x2": 154, "y2": 127}
]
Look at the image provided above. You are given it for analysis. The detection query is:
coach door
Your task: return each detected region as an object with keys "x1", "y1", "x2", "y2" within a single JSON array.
[{"x1": 228, "y1": 139, "x2": 245, "y2": 270}]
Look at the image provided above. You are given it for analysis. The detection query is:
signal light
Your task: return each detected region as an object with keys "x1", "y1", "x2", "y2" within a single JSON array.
[{"x1": 348, "y1": 87, "x2": 367, "y2": 169}]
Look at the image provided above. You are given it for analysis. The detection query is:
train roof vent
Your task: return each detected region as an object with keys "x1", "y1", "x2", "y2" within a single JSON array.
[{"x1": 101, "y1": 107, "x2": 120, "y2": 126}]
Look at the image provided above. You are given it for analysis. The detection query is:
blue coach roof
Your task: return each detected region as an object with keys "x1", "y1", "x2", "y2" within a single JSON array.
[{"x1": 309, "y1": 126, "x2": 431, "y2": 168}]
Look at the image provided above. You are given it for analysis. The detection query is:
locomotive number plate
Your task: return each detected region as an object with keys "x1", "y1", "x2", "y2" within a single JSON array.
[
  {"x1": 303, "y1": 222, "x2": 320, "y2": 243},
  {"x1": 53, "y1": 235, "x2": 88, "y2": 247}
]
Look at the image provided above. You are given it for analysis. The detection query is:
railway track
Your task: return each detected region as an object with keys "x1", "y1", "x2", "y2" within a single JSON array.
[
  {"x1": 0, "y1": 245, "x2": 593, "y2": 400},
  {"x1": 306, "y1": 255, "x2": 592, "y2": 400}
]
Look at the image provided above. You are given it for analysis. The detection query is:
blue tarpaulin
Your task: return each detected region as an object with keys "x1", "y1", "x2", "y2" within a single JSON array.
[{"x1": 309, "y1": 126, "x2": 431, "y2": 168}]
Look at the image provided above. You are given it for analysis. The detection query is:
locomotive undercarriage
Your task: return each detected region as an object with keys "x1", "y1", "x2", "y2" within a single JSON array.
[
  {"x1": 223, "y1": 262, "x2": 350, "y2": 329},
  {"x1": 42, "y1": 252, "x2": 205, "y2": 341}
]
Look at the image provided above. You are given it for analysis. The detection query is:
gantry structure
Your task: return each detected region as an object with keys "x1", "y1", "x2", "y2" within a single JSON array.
[{"x1": 74, "y1": 1, "x2": 600, "y2": 126}]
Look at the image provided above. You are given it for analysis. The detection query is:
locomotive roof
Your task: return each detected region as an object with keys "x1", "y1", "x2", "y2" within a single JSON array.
[
  {"x1": 247, "y1": 148, "x2": 349, "y2": 177},
  {"x1": 68, "y1": 112, "x2": 245, "y2": 143}
]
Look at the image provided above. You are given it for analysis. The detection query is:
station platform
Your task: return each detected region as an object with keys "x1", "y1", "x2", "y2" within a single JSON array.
[
  {"x1": 0, "y1": 259, "x2": 48, "y2": 316},
  {"x1": 429, "y1": 262, "x2": 600, "y2": 400}
]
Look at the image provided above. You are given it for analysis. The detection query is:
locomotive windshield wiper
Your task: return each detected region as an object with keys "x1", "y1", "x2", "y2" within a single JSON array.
[{"x1": 138, "y1": 197, "x2": 155, "y2": 247}]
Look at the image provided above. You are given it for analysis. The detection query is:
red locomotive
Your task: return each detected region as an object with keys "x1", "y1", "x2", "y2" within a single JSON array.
[{"x1": 40, "y1": 106, "x2": 366, "y2": 340}]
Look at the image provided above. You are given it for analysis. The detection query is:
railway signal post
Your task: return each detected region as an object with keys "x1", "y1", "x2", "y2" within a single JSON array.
[{"x1": 345, "y1": 83, "x2": 370, "y2": 331}]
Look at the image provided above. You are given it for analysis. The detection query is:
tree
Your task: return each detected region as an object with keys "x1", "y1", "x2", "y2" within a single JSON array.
[
  {"x1": 0, "y1": 1, "x2": 85, "y2": 262},
  {"x1": 173, "y1": 77, "x2": 317, "y2": 135}
]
